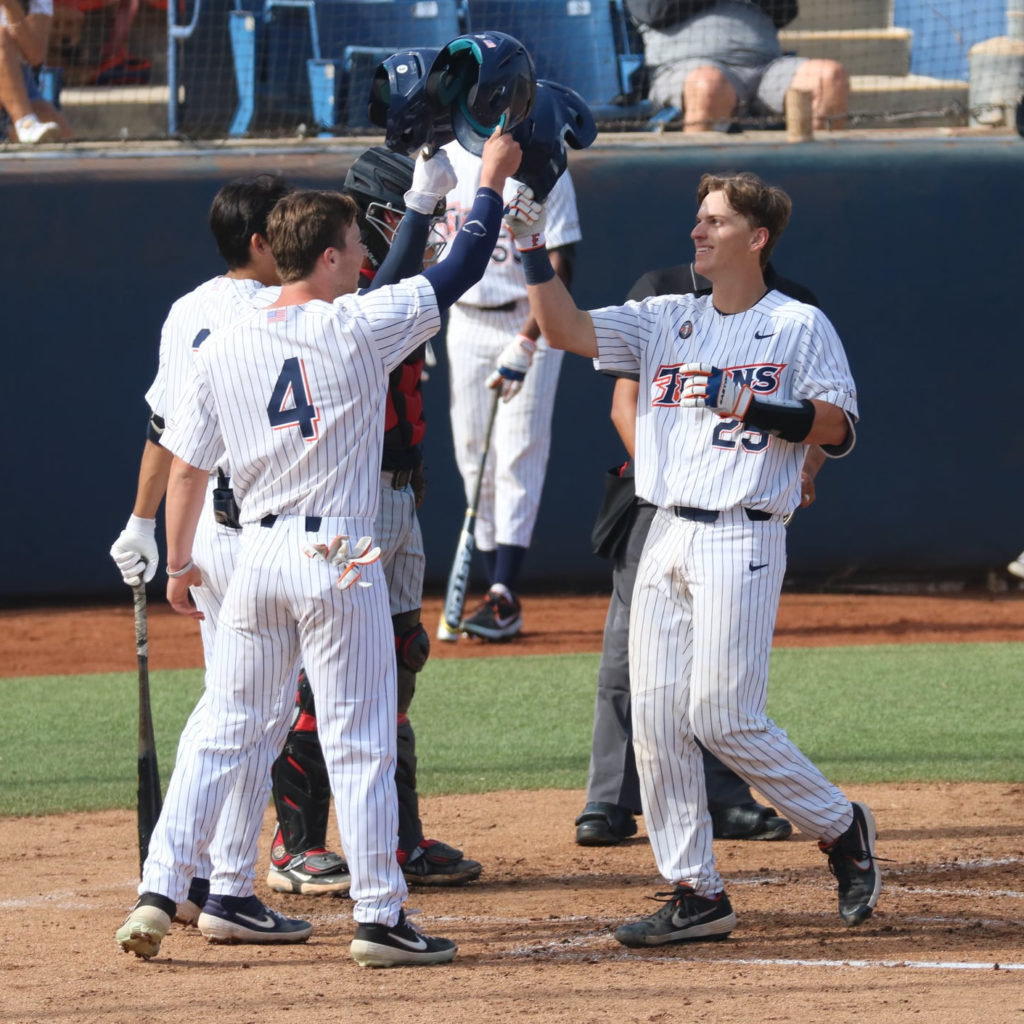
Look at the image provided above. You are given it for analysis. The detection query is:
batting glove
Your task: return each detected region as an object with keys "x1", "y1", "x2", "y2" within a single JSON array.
[
  {"x1": 110, "y1": 514, "x2": 158, "y2": 586},
  {"x1": 503, "y1": 184, "x2": 547, "y2": 251},
  {"x1": 679, "y1": 363, "x2": 753, "y2": 419},
  {"x1": 404, "y1": 146, "x2": 457, "y2": 215},
  {"x1": 486, "y1": 334, "x2": 537, "y2": 401},
  {"x1": 303, "y1": 534, "x2": 382, "y2": 591}
]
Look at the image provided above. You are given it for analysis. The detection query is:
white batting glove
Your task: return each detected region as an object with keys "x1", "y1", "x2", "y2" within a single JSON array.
[
  {"x1": 486, "y1": 334, "x2": 537, "y2": 401},
  {"x1": 404, "y1": 146, "x2": 457, "y2": 215},
  {"x1": 503, "y1": 184, "x2": 547, "y2": 251},
  {"x1": 302, "y1": 534, "x2": 382, "y2": 591},
  {"x1": 679, "y1": 363, "x2": 754, "y2": 419},
  {"x1": 110, "y1": 514, "x2": 158, "y2": 586}
]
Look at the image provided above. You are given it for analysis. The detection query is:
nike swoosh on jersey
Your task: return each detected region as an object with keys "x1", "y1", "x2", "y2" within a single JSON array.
[
  {"x1": 235, "y1": 911, "x2": 278, "y2": 930},
  {"x1": 749, "y1": 562, "x2": 769, "y2": 571},
  {"x1": 386, "y1": 931, "x2": 429, "y2": 951},
  {"x1": 754, "y1": 330, "x2": 774, "y2": 339}
]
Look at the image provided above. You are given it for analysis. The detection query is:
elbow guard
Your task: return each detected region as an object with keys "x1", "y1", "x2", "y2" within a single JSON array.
[{"x1": 744, "y1": 397, "x2": 815, "y2": 443}]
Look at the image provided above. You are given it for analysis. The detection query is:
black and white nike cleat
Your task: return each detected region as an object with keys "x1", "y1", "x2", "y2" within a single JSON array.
[{"x1": 350, "y1": 909, "x2": 457, "y2": 967}]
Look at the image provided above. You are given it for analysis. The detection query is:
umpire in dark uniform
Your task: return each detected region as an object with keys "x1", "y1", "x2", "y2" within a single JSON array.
[{"x1": 575, "y1": 260, "x2": 819, "y2": 845}]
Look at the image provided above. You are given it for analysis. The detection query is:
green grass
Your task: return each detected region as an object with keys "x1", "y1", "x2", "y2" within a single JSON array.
[{"x1": 1, "y1": 643, "x2": 1021, "y2": 816}]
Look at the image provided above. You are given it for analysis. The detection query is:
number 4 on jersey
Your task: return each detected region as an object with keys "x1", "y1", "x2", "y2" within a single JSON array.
[{"x1": 268, "y1": 357, "x2": 320, "y2": 441}]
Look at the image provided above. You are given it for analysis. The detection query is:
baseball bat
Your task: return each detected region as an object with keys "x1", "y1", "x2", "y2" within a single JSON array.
[
  {"x1": 132, "y1": 581, "x2": 162, "y2": 877},
  {"x1": 437, "y1": 390, "x2": 501, "y2": 641}
]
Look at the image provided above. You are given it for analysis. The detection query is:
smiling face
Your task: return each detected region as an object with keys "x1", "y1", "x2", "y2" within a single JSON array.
[
  {"x1": 691, "y1": 189, "x2": 766, "y2": 281},
  {"x1": 327, "y1": 218, "x2": 368, "y2": 298}
]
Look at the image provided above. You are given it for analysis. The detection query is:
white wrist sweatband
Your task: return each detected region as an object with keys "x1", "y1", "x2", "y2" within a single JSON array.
[{"x1": 166, "y1": 559, "x2": 195, "y2": 578}]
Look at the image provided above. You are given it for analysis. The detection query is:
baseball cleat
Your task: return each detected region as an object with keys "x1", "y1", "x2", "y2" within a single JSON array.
[
  {"x1": 197, "y1": 895, "x2": 313, "y2": 944},
  {"x1": 712, "y1": 803, "x2": 793, "y2": 841},
  {"x1": 116, "y1": 896, "x2": 174, "y2": 959},
  {"x1": 460, "y1": 585, "x2": 522, "y2": 641},
  {"x1": 266, "y1": 830, "x2": 351, "y2": 895},
  {"x1": 614, "y1": 885, "x2": 736, "y2": 947},
  {"x1": 1007, "y1": 553, "x2": 1024, "y2": 580},
  {"x1": 350, "y1": 910, "x2": 457, "y2": 967},
  {"x1": 574, "y1": 802, "x2": 638, "y2": 846},
  {"x1": 399, "y1": 839, "x2": 482, "y2": 886},
  {"x1": 819, "y1": 800, "x2": 881, "y2": 926}
]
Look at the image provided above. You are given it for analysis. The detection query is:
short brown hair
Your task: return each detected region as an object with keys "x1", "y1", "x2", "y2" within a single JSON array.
[
  {"x1": 266, "y1": 190, "x2": 359, "y2": 282},
  {"x1": 696, "y1": 172, "x2": 792, "y2": 268}
]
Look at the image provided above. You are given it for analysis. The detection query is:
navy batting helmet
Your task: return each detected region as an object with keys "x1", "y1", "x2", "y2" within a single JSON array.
[
  {"x1": 427, "y1": 31, "x2": 536, "y2": 155},
  {"x1": 343, "y1": 146, "x2": 447, "y2": 271},
  {"x1": 511, "y1": 79, "x2": 597, "y2": 202},
  {"x1": 368, "y1": 47, "x2": 455, "y2": 156}
]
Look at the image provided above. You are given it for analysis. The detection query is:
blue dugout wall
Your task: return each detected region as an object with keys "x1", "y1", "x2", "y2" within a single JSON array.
[{"x1": 2, "y1": 136, "x2": 1021, "y2": 602}]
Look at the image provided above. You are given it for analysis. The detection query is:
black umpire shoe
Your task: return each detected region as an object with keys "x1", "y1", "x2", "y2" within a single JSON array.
[
  {"x1": 819, "y1": 800, "x2": 882, "y2": 926},
  {"x1": 574, "y1": 802, "x2": 639, "y2": 845},
  {"x1": 350, "y1": 910, "x2": 457, "y2": 967},
  {"x1": 614, "y1": 885, "x2": 736, "y2": 947},
  {"x1": 712, "y1": 802, "x2": 793, "y2": 841}
]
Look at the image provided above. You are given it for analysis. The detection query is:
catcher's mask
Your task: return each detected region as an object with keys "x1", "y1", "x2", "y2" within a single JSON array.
[{"x1": 343, "y1": 146, "x2": 448, "y2": 271}]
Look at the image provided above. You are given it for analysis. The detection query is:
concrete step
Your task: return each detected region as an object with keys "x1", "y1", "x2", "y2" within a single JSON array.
[
  {"x1": 778, "y1": 27, "x2": 911, "y2": 77},
  {"x1": 787, "y1": 0, "x2": 893, "y2": 31},
  {"x1": 59, "y1": 85, "x2": 171, "y2": 141},
  {"x1": 848, "y1": 73, "x2": 969, "y2": 127}
]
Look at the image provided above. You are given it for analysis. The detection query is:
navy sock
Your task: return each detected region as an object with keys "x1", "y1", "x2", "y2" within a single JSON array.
[{"x1": 492, "y1": 544, "x2": 527, "y2": 593}]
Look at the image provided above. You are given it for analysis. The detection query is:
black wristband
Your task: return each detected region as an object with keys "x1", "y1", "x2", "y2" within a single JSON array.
[
  {"x1": 521, "y1": 246, "x2": 555, "y2": 285},
  {"x1": 744, "y1": 397, "x2": 815, "y2": 443}
]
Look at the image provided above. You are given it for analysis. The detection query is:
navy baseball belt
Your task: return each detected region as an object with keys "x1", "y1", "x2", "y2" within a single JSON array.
[
  {"x1": 260, "y1": 514, "x2": 322, "y2": 531},
  {"x1": 674, "y1": 506, "x2": 773, "y2": 523},
  {"x1": 474, "y1": 299, "x2": 518, "y2": 312}
]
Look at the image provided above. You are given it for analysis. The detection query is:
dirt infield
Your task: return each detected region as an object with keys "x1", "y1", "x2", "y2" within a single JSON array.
[{"x1": 2, "y1": 593, "x2": 1023, "y2": 1023}]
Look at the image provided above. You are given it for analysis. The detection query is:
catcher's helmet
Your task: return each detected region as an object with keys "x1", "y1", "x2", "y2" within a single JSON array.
[
  {"x1": 427, "y1": 31, "x2": 536, "y2": 155},
  {"x1": 343, "y1": 146, "x2": 447, "y2": 271},
  {"x1": 368, "y1": 47, "x2": 455, "y2": 156},
  {"x1": 511, "y1": 79, "x2": 597, "y2": 202}
]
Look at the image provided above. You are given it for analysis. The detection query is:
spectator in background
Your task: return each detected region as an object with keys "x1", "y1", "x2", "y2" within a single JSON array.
[
  {"x1": 1, "y1": 0, "x2": 73, "y2": 142},
  {"x1": 90, "y1": 0, "x2": 150, "y2": 85},
  {"x1": 628, "y1": 0, "x2": 848, "y2": 132}
]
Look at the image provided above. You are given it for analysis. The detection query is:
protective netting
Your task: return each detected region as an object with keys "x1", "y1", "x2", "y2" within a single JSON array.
[{"x1": 42, "y1": 0, "x2": 1024, "y2": 141}]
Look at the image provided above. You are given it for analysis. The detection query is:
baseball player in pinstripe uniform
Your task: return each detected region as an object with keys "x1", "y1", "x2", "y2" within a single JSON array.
[
  {"x1": 110, "y1": 174, "x2": 314, "y2": 933},
  {"x1": 435, "y1": 141, "x2": 582, "y2": 640},
  {"x1": 266, "y1": 147, "x2": 482, "y2": 894},
  {"x1": 115, "y1": 129, "x2": 522, "y2": 968},
  {"x1": 508, "y1": 170, "x2": 880, "y2": 944}
]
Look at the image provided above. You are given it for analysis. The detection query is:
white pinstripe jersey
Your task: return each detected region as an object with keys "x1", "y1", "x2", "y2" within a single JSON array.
[
  {"x1": 162, "y1": 277, "x2": 441, "y2": 523},
  {"x1": 592, "y1": 289, "x2": 858, "y2": 514},
  {"x1": 145, "y1": 276, "x2": 268, "y2": 480},
  {"x1": 436, "y1": 142, "x2": 582, "y2": 308}
]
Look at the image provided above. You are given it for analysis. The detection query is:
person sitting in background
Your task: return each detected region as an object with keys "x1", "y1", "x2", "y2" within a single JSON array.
[
  {"x1": 627, "y1": 0, "x2": 848, "y2": 132},
  {"x1": 1, "y1": 0, "x2": 73, "y2": 142}
]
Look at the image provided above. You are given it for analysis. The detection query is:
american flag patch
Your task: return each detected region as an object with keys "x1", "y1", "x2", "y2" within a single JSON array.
[{"x1": 267, "y1": 308, "x2": 287, "y2": 322}]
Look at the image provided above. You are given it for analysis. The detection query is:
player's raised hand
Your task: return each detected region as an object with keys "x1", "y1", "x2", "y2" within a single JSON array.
[
  {"x1": 487, "y1": 333, "x2": 537, "y2": 401},
  {"x1": 479, "y1": 125, "x2": 522, "y2": 193},
  {"x1": 110, "y1": 514, "x2": 159, "y2": 586},
  {"x1": 404, "y1": 146, "x2": 457, "y2": 214},
  {"x1": 503, "y1": 184, "x2": 547, "y2": 250},
  {"x1": 679, "y1": 363, "x2": 753, "y2": 419}
]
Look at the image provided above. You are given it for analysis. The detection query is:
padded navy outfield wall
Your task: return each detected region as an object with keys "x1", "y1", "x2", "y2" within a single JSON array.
[{"x1": 1, "y1": 137, "x2": 1021, "y2": 601}]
